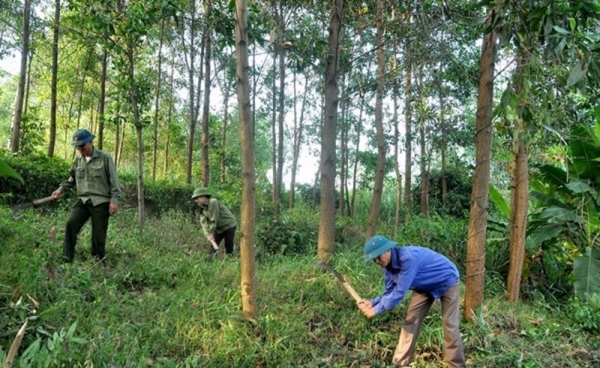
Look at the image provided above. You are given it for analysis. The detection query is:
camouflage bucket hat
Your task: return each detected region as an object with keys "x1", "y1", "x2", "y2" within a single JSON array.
[{"x1": 191, "y1": 187, "x2": 211, "y2": 199}]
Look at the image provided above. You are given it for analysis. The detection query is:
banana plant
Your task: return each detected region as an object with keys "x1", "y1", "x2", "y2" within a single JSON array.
[{"x1": 528, "y1": 115, "x2": 600, "y2": 298}]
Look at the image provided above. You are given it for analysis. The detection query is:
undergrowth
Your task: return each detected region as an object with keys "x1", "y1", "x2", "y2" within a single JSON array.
[{"x1": 0, "y1": 206, "x2": 598, "y2": 367}]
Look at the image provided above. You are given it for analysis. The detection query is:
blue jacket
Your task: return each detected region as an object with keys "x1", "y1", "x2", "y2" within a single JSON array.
[{"x1": 371, "y1": 246, "x2": 459, "y2": 315}]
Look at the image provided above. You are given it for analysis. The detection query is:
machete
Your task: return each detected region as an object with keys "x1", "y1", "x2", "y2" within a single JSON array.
[
  {"x1": 11, "y1": 196, "x2": 55, "y2": 218},
  {"x1": 318, "y1": 262, "x2": 362, "y2": 302}
]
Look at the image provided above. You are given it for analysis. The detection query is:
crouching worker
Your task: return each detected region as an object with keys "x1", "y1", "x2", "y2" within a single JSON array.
[
  {"x1": 358, "y1": 235, "x2": 465, "y2": 368},
  {"x1": 192, "y1": 188, "x2": 237, "y2": 254}
]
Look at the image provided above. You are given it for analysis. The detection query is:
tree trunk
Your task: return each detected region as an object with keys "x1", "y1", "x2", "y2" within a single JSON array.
[
  {"x1": 48, "y1": 0, "x2": 60, "y2": 157},
  {"x1": 184, "y1": 1, "x2": 200, "y2": 185},
  {"x1": 403, "y1": 41, "x2": 412, "y2": 218},
  {"x1": 152, "y1": 19, "x2": 165, "y2": 182},
  {"x1": 127, "y1": 43, "x2": 145, "y2": 229},
  {"x1": 418, "y1": 68, "x2": 429, "y2": 218},
  {"x1": 290, "y1": 74, "x2": 307, "y2": 209},
  {"x1": 10, "y1": 0, "x2": 31, "y2": 153},
  {"x1": 98, "y1": 46, "x2": 108, "y2": 150},
  {"x1": 507, "y1": 52, "x2": 529, "y2": 302},
  {"x1": 220, "y1": 80, "x2": 231, "y2": 184},
  {"x1": 275, "y1": 8, "x2": 285, "y2": 217},
  {"x1": 317, "y1": 0, "x2": 343, "y2": 263},
  {"x1": 234, "y1": 0, "x2": 257, "y2": 319},
  {"x1": 366, "y1": 0, "x2": 386, "y2": 239},
  {"x1": 338, "y1": 75, "x2": 347, "y2": 216},
  {"x1": 393, "y1": 73, "x2": 402, "y2": 235},
  {"x1": 464, "y1": 6, "x2": 499, "y2": 320},
  {"x1": 201, "y1": 0, "x2": 212, "y2": 186},
  {"x1": 165, "y1": 47, "x2": 175, "y2": 175}
]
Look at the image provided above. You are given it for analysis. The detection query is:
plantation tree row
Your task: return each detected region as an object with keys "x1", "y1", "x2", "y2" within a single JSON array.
[{"x1": 1, "y1": 0, "x2": 600, "y2": 320}]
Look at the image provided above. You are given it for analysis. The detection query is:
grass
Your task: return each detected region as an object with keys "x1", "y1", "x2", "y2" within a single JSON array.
[{"x1": 0, "y1": 206, "x2": 598, "y2": 367}]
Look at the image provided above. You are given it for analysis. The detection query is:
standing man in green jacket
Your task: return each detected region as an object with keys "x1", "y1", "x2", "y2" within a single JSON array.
[
  {"x1": 51, "y1": 129, "x2": 121, "y2": 262},
  {"x1": 192, "y1": 188, "x2": 237, "y2": 254}
]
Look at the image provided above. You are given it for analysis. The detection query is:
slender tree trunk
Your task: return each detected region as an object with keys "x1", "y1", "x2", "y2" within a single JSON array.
[
  {"x1": 152, "y1": 19, "x2": 165, "y2": 182},
  {"x1": 220, "y1": 81, "x2": 230, "y2": 183},
  {"x1": 290, "y1": 74, "x2": 307, "y2": 209},
  {"x1": 165, "y1": 47, "x2": 175, "y2": 175},
  {"x1": 418, "y1": 68, "x2": 428, "y2": 217},
  {"x1": 184, "y1": 2, "x2": 198, "y2": 184},
  {"x1": 507, "y1": 52, "x2": 529, "y2": 302},
  {"x1": 126, "y1": 43, "x2": 145, "y2": 229},
  {"x1": 464, "y1": 5, "x2": 499, "y2": 320},
  {"x1": 275, "y1": 7, "x2": 285, "y2": 217},
  {"x1": 98, "y1": 31, "x2": 108, "y2": 150},
  {"x1": 403, "y1": 42, "x2": 413, "y2": 218},
  {"x1": 440, "y1": 91, "x2": 447, "y2": 207},
  {"x1": 317, "y1": 0, "x2": 343, "y2": 263},
  {"x1": 338, "y1": 75, "x2": 347, "y2": 216},
  {"x1": 201, "y1": 0, "x2": 212, "y2": 186},
  {"x1": 234, "y1": 0, "x2": 257, "y2": 319},
  {"x1": 366, "y1": 0, "x2": 386, "y2": 239},
  {"x1": 393, "y1": 76, "x2": 402, "y2": 235},
  {"x1": 48, "y1": 0, "x2": 60, "y2": 157},
  {"x1": 10, "y1": 0, "x2": 31, "y2": 153}
]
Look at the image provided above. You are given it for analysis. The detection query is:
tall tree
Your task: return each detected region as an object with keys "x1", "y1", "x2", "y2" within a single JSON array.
[
  {"x1": 403, "y1": 6, "x2": 413, "y2": 218},
  {"x1": 464, "y1": 4, "x2": 500, "y2": 320},
  {"x1": 365, "y1": 0, "x2": 386, "y2": 239},
  {"x1": 200, "y1": 0, "x2": 212, "y2": 186},
  {"x1": 152, "y1": 19, "x2": 165, "y2": 182},
  {"x1": 317, "y1": 0, "x2": 343, "y2": 263},
  {"x1": 506, "y1": 52, "x2": 529, "y2": 302},
  {"x1": 234, "y1": 0, "x2": 257, "y2": 319},
  {"x1": 47, "y1": 0, "x2": 60, "y2": 157},
  {"x1": 9, "y1": 0, "x2": 31, "y2": 153}
]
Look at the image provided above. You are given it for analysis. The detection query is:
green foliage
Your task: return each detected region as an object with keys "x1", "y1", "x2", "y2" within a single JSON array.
[
  {"x1": 413, "y1": 169, "x2": 473, "y2": 218},
  {"x1": 568, "y1": 295, "x2": 600, "y2": 334},
  {"x1": 0, "y1": 207, "x2": 599, "y2": 367},
  {"x1": 255, "y1": 210, "x2": 318, "y2": 256},
  {"x1": 0, "y1": 151, "x2": 71, "y2": 205},
  {"x1": 573, "y1": 247, "x2": 600, "y2": 298},
  {"x1": 0, "y1": 157, "x2": 23, "y2": 182}
]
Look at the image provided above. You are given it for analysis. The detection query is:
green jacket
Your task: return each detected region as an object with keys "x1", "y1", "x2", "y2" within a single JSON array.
[
  {"x1": 59, "y1": 148, "x2": 121, "y2": 206},
  {"x1": 198, "y1": 198, "x2": 237, "y2": 236}
]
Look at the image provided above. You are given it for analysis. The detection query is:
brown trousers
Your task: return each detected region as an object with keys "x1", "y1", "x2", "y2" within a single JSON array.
[{"x1": 392, "y1": 282, "x2": 465, "y2": 368}]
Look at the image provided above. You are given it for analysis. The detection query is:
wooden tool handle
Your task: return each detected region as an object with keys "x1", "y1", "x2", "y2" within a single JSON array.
[
  {"x1": 32, "y1": 196, "x2": 56, "y2": 205},
  {"x1": 342, "y1": 281, "x2": 362, "y2": 302}
]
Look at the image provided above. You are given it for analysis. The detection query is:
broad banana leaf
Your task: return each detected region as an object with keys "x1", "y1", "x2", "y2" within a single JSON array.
[{"x1": 573, "y1": 247, "x2": 600, "y2": 298}]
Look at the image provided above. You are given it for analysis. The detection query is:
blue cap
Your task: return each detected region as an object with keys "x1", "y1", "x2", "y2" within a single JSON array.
[
  {"x1": 364, "y1": 235, "x2": 396, "y2": 263},
  {"x1": 71, "y1": 129, "x2": 95, "y2": 146}
]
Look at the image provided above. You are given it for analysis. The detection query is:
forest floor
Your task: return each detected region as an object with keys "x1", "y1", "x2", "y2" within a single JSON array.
[{"x1": 1, "y1": 206, "x2": 599, "y2": 367}]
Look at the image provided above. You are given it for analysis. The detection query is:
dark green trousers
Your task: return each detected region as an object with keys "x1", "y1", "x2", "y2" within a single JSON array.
[{"x1": 63, "y1": 199, "x2": 110, "y2": 262}]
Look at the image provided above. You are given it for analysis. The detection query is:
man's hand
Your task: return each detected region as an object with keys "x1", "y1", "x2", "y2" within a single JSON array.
[
  {"x1": 51, "y1": 189, "x2": 63, "y2": 199},
  {"x1": 109, "y1": 203, "x2": 118, "y2": 215},
  {"x1": 207, "y1": 235, "x2": 219, "y2": 251},
  {"x1": 357, "y1": 299, "x2": 376, "y2": 319}
]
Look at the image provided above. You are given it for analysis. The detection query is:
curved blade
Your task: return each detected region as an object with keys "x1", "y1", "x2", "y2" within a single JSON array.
[{"x1": 318, "y1": 262, "x2": 346, "y2": 283}]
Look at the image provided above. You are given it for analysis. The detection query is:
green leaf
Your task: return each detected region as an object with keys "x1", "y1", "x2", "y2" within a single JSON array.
[
  {"x1": 529, "y1": 223, "x2": 565, "y2": 244},
  {"x1": 567, "y1": 61, "x2": 587, "y2": 86},
  {"x1": 0, "y1": 159, "x2": 24, "y2": 182},
  {"x1": 553, "y1": 26, "x2": 570, "y2": 35},
  {"x1": 566, "y1": 180, "x2": 594, "y2": 194},
  {"x1": 539, "y1": 206, "x2": 580, "y2": 222},
  {"x1": 574, "y1": 248, "x2": 600, "y2": 298},
  {"x1": 489, "y1": 184, "x2": 510, "y2": 220}
]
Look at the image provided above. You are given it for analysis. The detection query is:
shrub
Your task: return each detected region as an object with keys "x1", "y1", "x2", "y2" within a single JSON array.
[{"x1": 0, "y1": 150, "x2": 71, "y2": 205}]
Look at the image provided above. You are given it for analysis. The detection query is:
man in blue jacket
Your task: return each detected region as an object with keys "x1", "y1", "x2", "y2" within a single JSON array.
[{"x1": 358, "y1": 235, "x2": 465, "y2": 368}]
